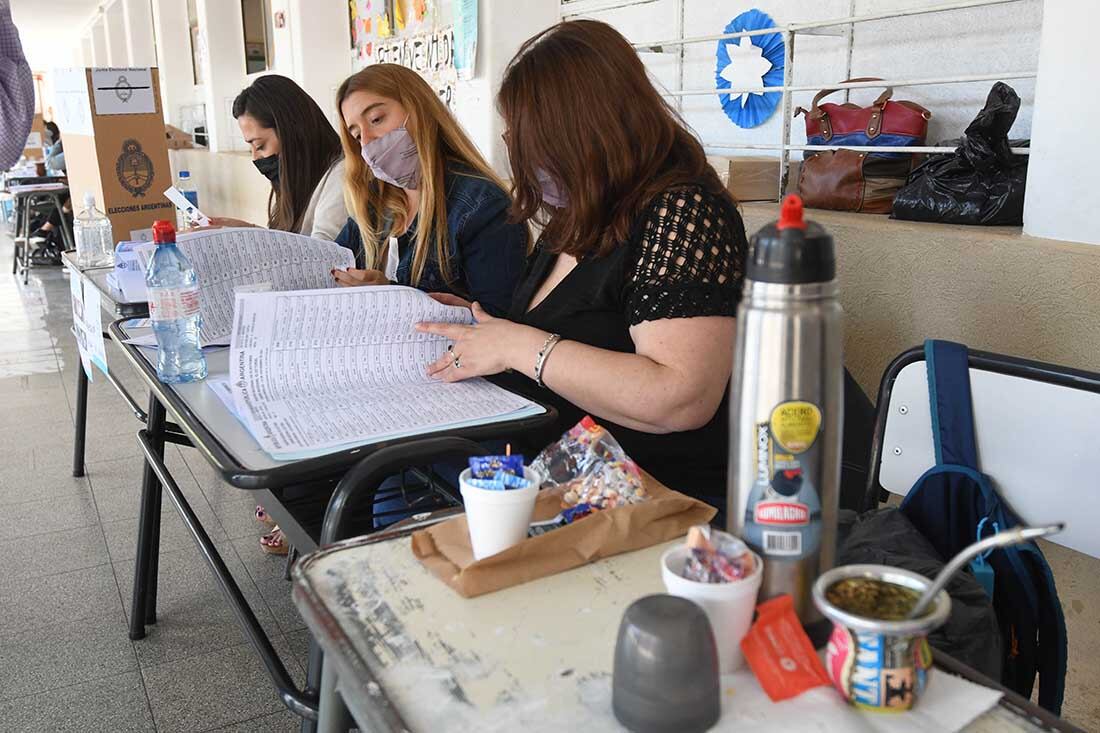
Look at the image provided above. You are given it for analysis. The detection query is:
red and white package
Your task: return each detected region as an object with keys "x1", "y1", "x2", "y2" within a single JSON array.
[{"x1": 740, "y1": 595, "x2": 831, "y2": 702}]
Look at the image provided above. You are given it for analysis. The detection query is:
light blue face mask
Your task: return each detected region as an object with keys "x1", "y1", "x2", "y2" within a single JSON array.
[{"x1": 361, "y1": 117, "x2": 421, "y2": 190}]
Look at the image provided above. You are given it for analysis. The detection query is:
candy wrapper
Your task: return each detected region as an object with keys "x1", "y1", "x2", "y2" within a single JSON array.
[
  {"x1": 681, "y1": 525, "x2": 755, "y2": 583},
  {"x1": 530, "y1": 416, "x2": 647, "y2": 510},
  {"x1": 469, "y1": 454, "x2": 525, "y2": 479}
]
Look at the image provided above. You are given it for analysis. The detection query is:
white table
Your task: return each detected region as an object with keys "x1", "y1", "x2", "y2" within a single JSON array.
[{"x1": 292, "y1": 520, "x2": 1077, "y2": 733}]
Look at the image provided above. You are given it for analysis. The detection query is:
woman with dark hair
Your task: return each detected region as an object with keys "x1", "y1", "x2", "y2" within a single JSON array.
[
  {"x1": 210, "y1": 74, "x2": 347, "y2": 240},
  {"x1": 224, "y1": 76, "x2": 348, "y2": 552},
  {"x1": 418, "y1": 20, "x2": 749, "y2": 509}
]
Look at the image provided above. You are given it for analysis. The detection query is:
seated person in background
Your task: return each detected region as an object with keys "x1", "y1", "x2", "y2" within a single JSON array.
[
  {"x1": 417, "y1": 20, "x2": 748, "y2": 510},
  {"x1": 29, "y1": 120, "x2": 71, "y2": 263},
  {"x1": 209, "y1": 75, "x2": 347, "y2": 241},
  {"x1": 332, "y1": 63, "x2": 528, "y2": 317},
  {"x1": 44, "y1": 121, "x2": 64, "y2": 173}
]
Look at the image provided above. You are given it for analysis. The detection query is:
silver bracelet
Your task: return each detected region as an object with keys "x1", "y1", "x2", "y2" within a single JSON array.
[{"x1": 534, "y1": 333, "x2": 562, "y2": 387}]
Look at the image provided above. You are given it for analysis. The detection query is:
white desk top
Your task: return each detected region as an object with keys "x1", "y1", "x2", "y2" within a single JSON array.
[{"x1": 293, "y1": 534, "x2": 1046, "y2": 733}]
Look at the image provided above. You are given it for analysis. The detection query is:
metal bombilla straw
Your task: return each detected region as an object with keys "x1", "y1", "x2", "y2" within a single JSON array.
[{"x1": 906, "y1": 523, "x2": 1066, "y2": 620}]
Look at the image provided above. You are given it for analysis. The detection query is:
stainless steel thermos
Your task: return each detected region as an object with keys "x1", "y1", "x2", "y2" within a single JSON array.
[{"x1": 727, "y1": 194, "x2": 843, "y2": 623}]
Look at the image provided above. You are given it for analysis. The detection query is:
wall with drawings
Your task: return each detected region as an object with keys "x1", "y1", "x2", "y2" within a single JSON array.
[{"x1": 349, "y1": 0, "x2": 459, "y2": 110}]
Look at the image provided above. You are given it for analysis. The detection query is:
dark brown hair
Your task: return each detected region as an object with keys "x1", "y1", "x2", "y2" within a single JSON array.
[
  {"x1": 498, "y1": 20, "x2": 732, "y2": 258},
  {"x1": 232, "y1": 75, "x2": 342, "y2": 232}
]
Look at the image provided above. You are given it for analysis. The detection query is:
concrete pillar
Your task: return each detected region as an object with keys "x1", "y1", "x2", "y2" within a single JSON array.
[
  {"x1": 122, "y1": 0, "x2": 157, "y2": 66},
  {"x1": 150, "y1": 0, "x2": 193, "y2": 127},
  {"x1": 91, "y1": 17, "x2": 108, "y2": 66},
  {"x1": 104, "y1": 1, "x2": 128, "y2": 66},
  {"x1": 287, "y1": 0, "x2": 350, "y2": 120},
  {"x1": 1023, "y1": 1, "x2": 1100, "y2": 245},
  {"x1": 81, "y1": 36, "x2": 94, "y2": 67},
  {"x1": 451, "y1": 0, "x2": 558, "y2": 176},
  {"x1": 196, "y1": 0, "x2": 247, "y2": 152}
]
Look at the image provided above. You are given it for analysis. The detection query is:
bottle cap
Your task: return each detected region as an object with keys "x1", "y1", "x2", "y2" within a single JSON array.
[
  {"x1": 152, "y1": 220, "x2": 176, "y2": 244},
  {"x1": 746, "y1": 195, "x2": 835, "y2": 284},
  {"x1": 83, "y1": 191, "x2": 96, "y2": 209}
]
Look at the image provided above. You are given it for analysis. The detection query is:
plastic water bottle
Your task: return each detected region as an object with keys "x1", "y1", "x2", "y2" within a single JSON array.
[
  {"x1": 176, "y1": 170, "x2": 199, "y2": 229},
  {"x1": 146, "y1": 220, "x2": 206, "y2": 383},
  {"x1": 74, "y1": 192, "x2": 115, "y2": 268}
]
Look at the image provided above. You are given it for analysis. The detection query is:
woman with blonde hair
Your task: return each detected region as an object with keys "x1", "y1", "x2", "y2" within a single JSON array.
[{"x1": 332, "y1": 64, "x2": 527, "y2": 316}]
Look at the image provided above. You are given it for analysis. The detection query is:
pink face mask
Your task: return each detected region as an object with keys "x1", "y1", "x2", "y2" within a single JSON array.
[
  {"x1": 361, "y1": 117, "x2": 421, "y2": 190},
  {"x1": 536, "y1": 167, "x2": 568, "y2": 209}
]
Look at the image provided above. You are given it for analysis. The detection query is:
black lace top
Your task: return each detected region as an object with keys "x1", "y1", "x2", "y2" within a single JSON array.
[{"x1": 502, "y1": 183, "x2": 748, "y2": 507}]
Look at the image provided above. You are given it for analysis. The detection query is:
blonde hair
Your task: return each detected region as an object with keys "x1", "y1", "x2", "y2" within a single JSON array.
[{"x1": 337, "y1": 64, "x2": 510, "y2": 286}]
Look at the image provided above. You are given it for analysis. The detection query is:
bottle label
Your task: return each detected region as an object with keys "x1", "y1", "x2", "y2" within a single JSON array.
[
  {"x1": 148, "y1": 287, "x2": 200, "y2": 321},
  {"x1": 743, "y1": 401, "x2": 823, "y2": 559}
]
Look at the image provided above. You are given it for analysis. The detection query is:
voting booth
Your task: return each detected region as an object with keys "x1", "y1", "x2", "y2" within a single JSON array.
[
  {"x1": 22, "y1": 113, "x2": 47, "y2": 161},
  {"x1": 54, "y1": 67, "x2": 175, "y2": 243}
]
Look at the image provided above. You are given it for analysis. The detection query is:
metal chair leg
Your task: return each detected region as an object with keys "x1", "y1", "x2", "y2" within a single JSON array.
[{"x1": 284, "y1": 546, "x2": 299, "y2": 582}]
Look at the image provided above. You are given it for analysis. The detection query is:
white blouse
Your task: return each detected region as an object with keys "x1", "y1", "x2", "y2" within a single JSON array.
[{"x1": 299, "y1": 158, "x2": 347, "y2": 241}]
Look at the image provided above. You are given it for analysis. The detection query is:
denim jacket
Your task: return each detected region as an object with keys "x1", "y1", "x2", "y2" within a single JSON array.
[{"x1": 335, "y1": 163, "x2": 528, "y2": 317}]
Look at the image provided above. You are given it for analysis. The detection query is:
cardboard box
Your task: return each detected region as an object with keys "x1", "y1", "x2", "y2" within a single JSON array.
[
  {"x1": 709, "y1": 156, "x2": 802, "y2": 202},
  {"x1": 22, "y1": 113, "x2": 46, "y2": 160},
  {"x1": 54, "y1": 67, "x2": 175, "y2": 243},
  {"x1": 165, "y1": 124, "x2": 195, "y2": 150}
]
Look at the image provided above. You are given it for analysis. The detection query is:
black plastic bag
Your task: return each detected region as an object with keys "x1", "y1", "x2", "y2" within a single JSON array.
[
  {"x1": 839, "y1": 508, "x2": 1003, "y2": 680},
  {"x1": 892, "y1": 82, "x2": 1029, "y2": 225}
]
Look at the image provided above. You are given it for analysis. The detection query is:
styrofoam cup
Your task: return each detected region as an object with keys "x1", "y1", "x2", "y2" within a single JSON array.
[
  {"x1": 459, "y1": 466, "x2": 541, "y2": 560},
  {"x1": 661, "y1": 545, "x2": 764, "y2": 674}
]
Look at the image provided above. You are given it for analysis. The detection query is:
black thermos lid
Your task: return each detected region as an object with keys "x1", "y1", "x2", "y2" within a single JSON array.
[{"x1": 747, "y1": 195, "x2": 836, "y2": 284}]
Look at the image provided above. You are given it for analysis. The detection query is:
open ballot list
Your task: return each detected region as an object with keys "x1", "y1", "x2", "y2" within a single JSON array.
[
  {"x1": 137, "y1": 228, "x2": 354, "y2": 346},
  {"x1": 228, "y1": 286, "x2": 544, "y2": 460}
]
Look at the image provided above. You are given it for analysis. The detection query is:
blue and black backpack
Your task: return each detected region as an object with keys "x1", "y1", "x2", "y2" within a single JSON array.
[{"x1": 900, "y1": 340, "x2": 1067, "y2": 713}]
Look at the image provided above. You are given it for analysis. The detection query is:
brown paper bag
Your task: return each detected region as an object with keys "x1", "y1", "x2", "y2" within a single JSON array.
[{"x1": 411, "y1": 475, "x2": 717, "y2": 597}]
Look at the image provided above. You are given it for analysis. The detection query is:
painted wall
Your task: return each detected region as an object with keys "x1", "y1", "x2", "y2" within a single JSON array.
[
  {"x1": 569, "y1": 0, "x2": 1041, "y2": 155},
  {"x1": 738, "y1": 203, "x2": 1100, "y2": 394}
]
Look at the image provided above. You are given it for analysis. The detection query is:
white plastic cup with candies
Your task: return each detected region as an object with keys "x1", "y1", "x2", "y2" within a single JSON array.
[{"x1": 660, "y1": 526, "x2": 763, "y2": 674}]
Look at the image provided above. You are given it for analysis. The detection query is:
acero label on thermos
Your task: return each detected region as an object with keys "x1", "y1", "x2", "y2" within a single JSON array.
[{"x1": 742, "y1": 401, "x2": 824, "y2": 558}]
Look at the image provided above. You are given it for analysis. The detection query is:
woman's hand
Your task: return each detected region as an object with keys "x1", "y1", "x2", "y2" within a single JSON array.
[
  {"x1": 333, "y1": 268, "x2": 390, "y2": 287},
  {"x1": 417, "y1": 302, "x2": 544, "y2": 382},
  {"x1": 208, "y1": 217, "x2": 257, "y2": 228}
]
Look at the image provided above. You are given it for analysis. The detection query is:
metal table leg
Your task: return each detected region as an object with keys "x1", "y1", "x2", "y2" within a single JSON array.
[
  {"x1": 20, "y1": 197, "x2": 30, "y2": 284},
  {"x1": 316, "y1": 657, "x2": 353, "y2": 733},
  {"x1": 129, "y1": 392, "x2": 166, "y2": 640},
  {"x1": 72, "y1": 363, "x2": 88, "y2": 477}
]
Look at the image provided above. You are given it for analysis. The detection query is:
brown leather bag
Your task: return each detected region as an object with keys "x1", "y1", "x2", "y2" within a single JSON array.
[{"x1": 795, "y1": 79, "x2": 931, "y2": 213}]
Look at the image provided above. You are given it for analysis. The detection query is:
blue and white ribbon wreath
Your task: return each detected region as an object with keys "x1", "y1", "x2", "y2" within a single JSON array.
[{"x1": 715, "y1": 9, "x2": 785, "y2": 129}]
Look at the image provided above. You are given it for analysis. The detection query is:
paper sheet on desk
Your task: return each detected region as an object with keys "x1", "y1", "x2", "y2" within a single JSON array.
[
  {"x1": 133, "y1": 228, "x2": 353, "y2": 346},
  {"x1": 226, "y1": 286, "x2": 544, "y2": 460},
  {"x1": 708, "y1": 666, "x2": 1002, "y2": 733}
]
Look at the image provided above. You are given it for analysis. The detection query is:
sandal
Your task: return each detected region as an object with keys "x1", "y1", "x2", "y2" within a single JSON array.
[
  {"x1": 259, "y1": 527, "x2": 289, "y2": 556},
  {"x1": 254, "y1": 505, "x2": 276, "y2": 528}
]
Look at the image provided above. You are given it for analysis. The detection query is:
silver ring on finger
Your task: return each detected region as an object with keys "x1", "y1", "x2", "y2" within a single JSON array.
[{"x1": 453, "y1": 356, "x2": 462, "y2": 369}]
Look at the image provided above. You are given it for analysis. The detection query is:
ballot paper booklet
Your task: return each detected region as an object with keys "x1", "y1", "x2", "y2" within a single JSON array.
[{"x1": 129, "y1": 228, "x2": 543, "y2": 460}]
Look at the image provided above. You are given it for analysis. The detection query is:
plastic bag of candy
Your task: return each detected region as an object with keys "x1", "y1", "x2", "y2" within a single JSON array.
[
  {"x1": 530, "y1": 416, "x2": 647, "y2": 510},
  {"x1": 681, "y1": 525, "x2": 755, "y2": 583}
]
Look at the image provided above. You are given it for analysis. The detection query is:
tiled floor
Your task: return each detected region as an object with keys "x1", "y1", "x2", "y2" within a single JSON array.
[
  {"x1": 1, "y1": 228, "x2": 1098, "y2": 732},
  {"x1": 0, "y1": 232, "x2": 303, "y2": 731}
]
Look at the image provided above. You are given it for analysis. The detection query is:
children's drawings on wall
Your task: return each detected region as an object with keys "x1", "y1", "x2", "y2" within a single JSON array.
[{"x1": 349, "y1": 0, "x2": 460, "y2": 110}]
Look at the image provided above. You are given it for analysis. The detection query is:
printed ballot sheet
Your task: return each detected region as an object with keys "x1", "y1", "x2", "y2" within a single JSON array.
[
  {"x1": 136, "y1": 228, "x2": 354, "y2": 346},
  {"x1": 228, "y1": 286, "x2": 544, "y2": 460}
]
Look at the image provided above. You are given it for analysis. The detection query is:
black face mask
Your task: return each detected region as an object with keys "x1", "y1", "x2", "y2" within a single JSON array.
[{"x1": 253, "y1": 154, "x2": 280, "y2": 185}]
